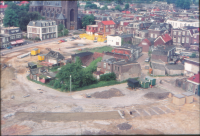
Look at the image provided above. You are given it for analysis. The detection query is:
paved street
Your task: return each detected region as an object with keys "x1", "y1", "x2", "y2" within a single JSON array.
[{"x1": 0, "y1": 36, "x2": 70, "y2": 55}]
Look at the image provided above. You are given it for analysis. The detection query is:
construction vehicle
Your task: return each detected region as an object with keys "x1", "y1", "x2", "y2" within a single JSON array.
[{"x1": 31, "y1": 48, "x2": 40, "y2": 56}]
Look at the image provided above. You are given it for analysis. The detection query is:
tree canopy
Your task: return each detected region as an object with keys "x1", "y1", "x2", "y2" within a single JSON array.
[
  {"x1": 3, "y1": 3, "x2": 44, "y2": 31},
  {"x1": 176, "y1": 0, "x2": 190, "y2": 9},
  {"x1": 55, "y1": 57, "x2": 97, "y2": 91},
  {"x1": 124, "y1": 3, "x2": 130, "y2": 10},
  {"x1": 101, "y1": 5, "x2": 108, "y2": 10},
  {"x1": 115, "y1": 5, "x2": 122, "y2": 11},
  {"x1": 82, "y1": 14, "x2": 95, "y2": 28}
]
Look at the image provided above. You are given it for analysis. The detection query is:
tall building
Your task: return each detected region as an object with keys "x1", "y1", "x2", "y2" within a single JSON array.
[{"x1": 29, "y1": 1, "x2": 78, "y2": 30}]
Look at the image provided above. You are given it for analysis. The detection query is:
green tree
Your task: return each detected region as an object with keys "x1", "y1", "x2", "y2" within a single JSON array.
[
  {"x1": 115, "y1": 0, "x2": 123, "y2": 5},
  {"x1": 3, "y1": 9, "x2": 19, "y2": 27},
  {"x1": 124, "y1": 3, "x2": 129, "y2": 10},
  {"x1": 82, "y1": 14, "x2": 95, "y2": 28},
  {"x1": 183, "y1": 0, "x2": 190, "y2": 9},
  {"x1": 85, "y1": 4, "x2": 98, "y2": 9},
  {"x1": 100, "y1": 73, "x2": 116, "y2": 81},
  {"x1": 53, "y1": 80, "x2": 61, "y2": 89},
  {"x1": 115, "y1": 5, "x2": 122, "y2": 11}
]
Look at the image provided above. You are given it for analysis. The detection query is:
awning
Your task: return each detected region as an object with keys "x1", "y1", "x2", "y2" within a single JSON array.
[
  {"x1": 11, "y1": 41, "x2": 17, "y2": 45},
  {"x1": 16, "y1": 40, "x2": 24, "y2": 44}
]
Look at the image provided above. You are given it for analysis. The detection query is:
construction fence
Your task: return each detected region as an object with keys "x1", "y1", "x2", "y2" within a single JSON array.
[{"x1": 79, "y1": 33, "x2": 106, "y2": 42}]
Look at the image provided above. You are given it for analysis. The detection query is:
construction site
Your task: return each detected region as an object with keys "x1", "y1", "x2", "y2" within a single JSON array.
[{"x1": 1, "y1": 38, "x2": 200, "y2": 135}]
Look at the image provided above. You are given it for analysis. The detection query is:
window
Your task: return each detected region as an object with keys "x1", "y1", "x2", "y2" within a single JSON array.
[
  {"x1": 178, "y1": 37, "x2": 180, "y2": 43},
  {"x1": 51, "y1": 34, "x2": 53, "y2": 38},
  {"x1": 182, "y1": 31, "x2": 185, "y2": 35},
  {"x1": 154, "y1": 34, "x2": 157, "y2": 38},
  {"x1": 182, "y1": 37, "x2": 185, "y2": 43},
  {"x1": 194, "y1": 35, "x2": 197, "y2": 38},
  {"x1": 178, "y1": 31, "x2": 181, "y2": 35},
  {"x1": 106, "y1": 29, "x2": 109, "y2": 32},
  {"x1": 173, "y1": 32, "x2": 176, "y2": 35},
  {"x1": 54, "y1": 34, "x2": 56, "y2": 37},
  {"x1": 106, "y1": 25, "x2": 108, "y2": 28},
  {"x1": 108, "y1": 64, "x2": 110, "y2": 69},
  {"x1": 118, "y1": 67, "x2": 119, "y2": 71},
  {"x1": 173, "y1": 38, "x2": 176, "y2": 42},
  {"x1": 186, "y1": 37, "x2": 189, "y2": 43},
  {"x1": 2, "y1": 38, "x2": 5, "y2": 43},
  {"x1": 115, "y1": 66, "x2": 116, "y2": 70},
  {"x1": 47, "y1": 34, "x2": 49, "y2": 39},
  {"x1": 104, "y1": 63, "x2": 106, "y2": 68},
  {"x1": 151, "y1": 33, "x2": 153, "y2": 38}
]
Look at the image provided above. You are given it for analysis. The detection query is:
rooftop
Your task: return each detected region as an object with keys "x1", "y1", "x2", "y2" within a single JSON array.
[{"x1": 187, "y1": 73, "x2": 200, "y2": 84}]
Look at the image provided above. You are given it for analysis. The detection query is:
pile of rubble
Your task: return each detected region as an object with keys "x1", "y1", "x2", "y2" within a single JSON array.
[
  {"x1": 144, "y1": 92, "x2": 170, "y2": 100},
  {"x1": 117, "y1": 123, "x2": 132, "y2": 130},
  {"x1": 91, "y1": 88, "x2": 124, "y2": 99}
]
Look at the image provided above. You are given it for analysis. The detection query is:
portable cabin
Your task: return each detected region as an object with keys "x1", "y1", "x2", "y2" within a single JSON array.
[
  {"x1": 140, "y1": 79, "x2": 150, "y2": 88},
  {"x1": 38, "y1": 54, "x2": 46, "y2": 61},
  {"x1": 28, "y1": 62, "x2": 37, "y2": 69},
  {"x1": 127, "y1": 78, "x2": 139, "y2": 89},
  {"x1": 31, "y1": 48, "x2": 40, "y2": 56},
  {"x1": 182, "y1": 92, "x2": 193, "y2": 104},
  {"x1": 145, "y1": 76, "x2": 156, "y2": 86},
  {"x1": 173, "y1": 94, "x2": 185, "y2": 106}
]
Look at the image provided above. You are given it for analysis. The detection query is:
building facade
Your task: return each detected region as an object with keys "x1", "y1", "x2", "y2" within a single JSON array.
[
  {"x1": 29, "y1": 1, "x2": 78, "y2": 30},
  {"x1": 1, "y1": 27, "x2": 24, "y2": 47},
  {"x1": 166, "y1": 19, "x2": 199, "y2": 28},
  {"x1": 27, "y1": 20, "x2": 58, "y2": 41}
]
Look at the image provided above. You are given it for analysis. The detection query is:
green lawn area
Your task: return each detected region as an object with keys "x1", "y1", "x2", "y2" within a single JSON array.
[
  {"x1": 76, "y1": 46, "x2": 113, "y2": 53},
  {"x1": 76, "y1": 80, "x2": 127, "y2": 91}
]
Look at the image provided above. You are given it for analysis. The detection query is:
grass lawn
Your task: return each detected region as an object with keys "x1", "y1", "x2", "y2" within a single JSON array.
[
  {"x1": 76, "y1": 46, "x2": 113, "y2": 53},
  {"x1": 76, "y1": 80, "x2": 127, "y2": 91}
]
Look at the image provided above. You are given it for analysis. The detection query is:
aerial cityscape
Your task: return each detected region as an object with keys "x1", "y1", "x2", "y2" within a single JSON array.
[{"x1": 0, "y1": 0, "x2": 199, "y2": 135}]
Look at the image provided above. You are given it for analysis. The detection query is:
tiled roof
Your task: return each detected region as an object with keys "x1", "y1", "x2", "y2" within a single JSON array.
[
  {"x1": 160, "y1": 34, "x2": 172, "y2": 43},
  {"x1": 104, "y1": 52, "x2": 130, "y2": 60},
  {"x1": 165, "y1": 64, "x2": 184, "y2": 70},
  {"x1": 46, "y1": 50, "x2": 65, "y2": 60},
  {"x1": 20, "y1": 1, "x2": 29, "y2": 4},
  {"x1": 101, "y1": 20, "x2": 115, "y2": 25},
  {"x1": 187, "y1": 73, "x2": 200, "y2": 84},
  {"x1": 143, "y1": 38, "x2": 151, "y2": 46},
  {"x1": 0, "y1": 5, "x2": 7, "y2": 8}
]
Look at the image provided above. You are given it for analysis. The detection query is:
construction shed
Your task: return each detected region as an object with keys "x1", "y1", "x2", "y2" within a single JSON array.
[
  {"x1": 31, "y1": 48, "x2": 40, "y2": 56},
  {"x1": 151, "y1": 63, "x2": 166, "y2": 76},
  {"x1": 38, "y1": 54, "x2": 46, "y2": 61},
  {"x1": 127, "y1": 78, "x2": 139, "y2": 89},
  {"x1": 140, "y1": 79, "x2": 150, "y2": 88},
  {"x1": 173, "y1": 94, "x2": 185, "y2": 106},
  {"x1": 145, "y1": 76, "x2": 156, "y2": 86},
  {"x1": 182, "y1": 92, "x2": 193, "y2": 104},
  {"x1": 28, "y1": 62, "x2": 37, "y2": 69},
  {"x1": 165, "y1": 64, "x2": 184, "y2": 76}
]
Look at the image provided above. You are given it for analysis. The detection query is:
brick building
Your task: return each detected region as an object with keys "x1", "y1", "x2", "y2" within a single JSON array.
[
  {"x1": 138, "y1": 38, "x2": 155, "y2": 52},
  {"x1": 154, "y1": 33, "x2": 173, "y2": 47},
  {"x1": 97, "y1": 20, "x2": 116, "y2": 36},
  {"x1": 29, "y1": 1, "x2": 78, "y2": 30}
]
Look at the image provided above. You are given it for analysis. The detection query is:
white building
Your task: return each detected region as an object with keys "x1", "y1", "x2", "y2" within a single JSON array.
[
  {"x1": 27, "y1": 20, "x2": 58, "y2": 41},
  {"x1": 166, "y1": 19, "x2": 199, "y2": 29},
  {"x1": 107, "y1": 35, "x2": 122, "y2": 46},
  {"x1": 93, "y1": 2, "x2": 100, "y2": 7}
]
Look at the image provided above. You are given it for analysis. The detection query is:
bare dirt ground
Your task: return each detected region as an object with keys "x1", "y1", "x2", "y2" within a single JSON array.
[{"x1": 1, "y1": 39, "x2": 199, "y2": 135}]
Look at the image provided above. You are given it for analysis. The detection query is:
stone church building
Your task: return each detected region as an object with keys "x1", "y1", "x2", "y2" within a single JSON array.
[{"x1": 29, "y1": 1, "x2": 80, "y2": 30}]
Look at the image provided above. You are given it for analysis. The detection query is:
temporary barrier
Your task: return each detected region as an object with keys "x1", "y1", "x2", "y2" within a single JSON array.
[{"x1": 17, "y1": 52, "x2": 31, "y2": 59}]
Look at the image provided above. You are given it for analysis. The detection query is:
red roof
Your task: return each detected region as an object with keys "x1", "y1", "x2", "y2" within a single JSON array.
[
  {"x1": 122, "y1": 11, "x2": 131, "y2": 14},
  {"x1": 20, "y1": 1, "x2": 29, "y2": 4},
  {"x1": 161, "y1": 34, "x2": 172, "y2": 43},
  {"x1": 112, "y1": 48, "x2": 131, "y2": 55},
  {"x1": 142, "y1": 38, "x2": 151, "y2": 46},
  {"x1": 0, "y1": 5, "x2": 7, "y2": 8},
  {"x1": 188, "y1": 73, "x2": 200, "y2": 84},
  {"x1": 101, "y1": 20, "x2": 115, "y2": 25},
  {"x1": 123, "y1": 22, "x2": 129, "y2": 26}
]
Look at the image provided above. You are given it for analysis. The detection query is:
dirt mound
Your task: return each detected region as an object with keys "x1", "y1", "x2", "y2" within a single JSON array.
[
  {"x1": 91, "y1": 88, "x2": 124, "y2": 99},
  {"x1": 1, "y1": 124, "x2": 32, "y2": 135},
  {"x1": 117, "y1": 123, "x2": 132, "y2": 130},
  {"x1": 144, "y1": 92, "x2": 170, "y2": 100}
]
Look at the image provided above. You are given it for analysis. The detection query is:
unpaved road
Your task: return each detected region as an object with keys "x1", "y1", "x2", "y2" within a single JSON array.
[{"x1": 1, "y1": 39, "x2": 199, "y2": 135}]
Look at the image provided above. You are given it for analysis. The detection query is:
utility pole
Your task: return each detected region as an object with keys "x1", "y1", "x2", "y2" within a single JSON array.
[{"x1": 70, "y1": 75, "x2": 71, "y2": 94}]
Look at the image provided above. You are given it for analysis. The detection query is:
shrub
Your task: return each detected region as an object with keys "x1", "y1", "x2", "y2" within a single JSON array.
[
  {"x1": 49, "y1": 80, "x2": 55, "y2": 86},
  {"x1": 100, "y1": 72, "x2": 116, "y2": 81},
  {"x1": 53, "y1": 80, "x2": 61, "y2": 89},
  {"x1": 35, "y1": 37, "x2": 41, "y2": 41}
]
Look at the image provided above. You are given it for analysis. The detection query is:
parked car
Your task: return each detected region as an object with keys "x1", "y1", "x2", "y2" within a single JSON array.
[
  {"x1": 7, "y1": 46, "x2": 12, "y2": 49},
  {"x1": 145, "y1": 58, "x2": 150, "y2": 62},
  {"x1": 93, "y1": 40, "x2": 97, "y2": 43},
  {"x1": 104, "y1": 40, "x2": 107, "y2": 43}
]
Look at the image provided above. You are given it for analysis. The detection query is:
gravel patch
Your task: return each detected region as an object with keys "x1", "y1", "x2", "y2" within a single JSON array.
[
  {"x1": 71, "y1": 106, "x2": 83, "y2": 112},
  {"x1": 144, "y1": 92, "x2": 170, "y2": 100},
  {"x1": 117, "y1": 123, "x2": 132, "y2": 130},
  {"x1": 91, "y1": 88, "x2": 124, "y2": 99}
]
